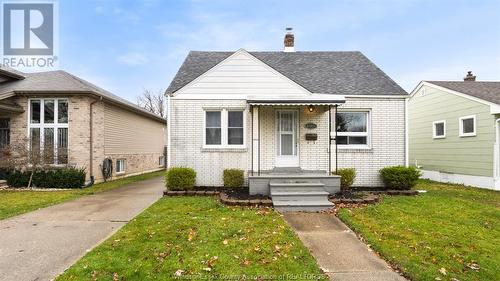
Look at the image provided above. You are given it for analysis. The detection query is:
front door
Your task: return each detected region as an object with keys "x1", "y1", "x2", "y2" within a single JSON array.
[{"x1": 276, "y1": 110, "x2": 299, "y2": 167}]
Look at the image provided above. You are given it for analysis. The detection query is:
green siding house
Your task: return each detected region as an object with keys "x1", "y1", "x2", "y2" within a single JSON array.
[{"x1": 409, "y1": 73, "x2": 500, "y2": 190}]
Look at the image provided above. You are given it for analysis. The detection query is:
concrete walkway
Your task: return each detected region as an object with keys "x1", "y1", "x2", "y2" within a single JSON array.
[
  {"x1": 0, "y1": 176, "x2": 164, "y2": 281},
  {"x1": 283, "y1": 213, "x2": 406, "y2": 281}
]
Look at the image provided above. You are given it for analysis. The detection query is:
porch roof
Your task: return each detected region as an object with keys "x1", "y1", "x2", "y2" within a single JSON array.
[{"x1": 247, "y1": 94, "x2": 345, "y2": 106}]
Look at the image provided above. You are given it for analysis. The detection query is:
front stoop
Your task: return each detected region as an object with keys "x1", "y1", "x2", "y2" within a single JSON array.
[{"x1": 270, "y1": 181, "x2": 334, "y2": 212}]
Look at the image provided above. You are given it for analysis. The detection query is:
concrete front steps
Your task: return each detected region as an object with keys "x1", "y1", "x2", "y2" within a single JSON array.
[{"x1": 270, "y1": 181, "x2": 334, "y2": 212}]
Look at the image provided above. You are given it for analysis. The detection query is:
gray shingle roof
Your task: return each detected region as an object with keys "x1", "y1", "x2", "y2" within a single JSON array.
[
  {"x1": 427, "y1": 81, "x2": 500, "y2": 105},
  {"x1": 166, "y1": 51, "x2": 408, "y2": 96},
  {"x1": 0, "y1": 70, "x2": 165, "y2": 122},
  {"x1": 0, "y1": 65, "x2": 26, "y2": 79}
]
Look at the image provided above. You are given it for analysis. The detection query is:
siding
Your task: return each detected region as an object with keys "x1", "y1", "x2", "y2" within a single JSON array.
[
  {"x1": 409, "y1": 85, "x2": 495, "y2": 177},
  {"x1": 104, "y1": 103, "x2": 166, "y2": 155},
  {"x1": 175, "y1": 51, "x2": 309, "y2": 96},
  {"x1": 335, "y1": 98, "x2": 406, "y2": 187}
]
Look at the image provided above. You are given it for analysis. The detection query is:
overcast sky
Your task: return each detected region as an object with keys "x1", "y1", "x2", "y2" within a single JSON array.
[{"x1": 53, "y1": 0, "x2": 500, "y2": 102}]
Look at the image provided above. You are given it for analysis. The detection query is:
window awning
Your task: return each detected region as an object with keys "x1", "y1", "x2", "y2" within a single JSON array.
[{"x1": 247, "y1": 94, "x2": 345, "y2": 106}]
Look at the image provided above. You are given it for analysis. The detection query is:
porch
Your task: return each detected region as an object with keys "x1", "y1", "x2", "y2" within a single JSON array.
[{"x1": 247, "y1": 94, "x2": 344, "y2": 211}]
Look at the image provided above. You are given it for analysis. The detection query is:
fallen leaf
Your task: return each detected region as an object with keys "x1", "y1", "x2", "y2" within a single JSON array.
[
  {"x1": 242, "y1": 259, "x2": 251, "y2": 266},
  {"x1": 254, "y1": 246, "x2": 261, "y2": 252},
  {"x1": 439, "y1": 268, "x2": 447, "y2": 275},
  {"x1": 188, "y1": 229, "x2": 196, "y2": 242},
  {"x1": 203, "y1": 267, "x2": 211, "y2": 272},
  {"x1": 174, "y1": 269, "x2": 184, "y2": 276},
  {"x1": 223, "y1": 239, "x2": 228, "y2": 245},
  {"x1": 466, "y1": 262, "x2": 480, "y2": 271}
]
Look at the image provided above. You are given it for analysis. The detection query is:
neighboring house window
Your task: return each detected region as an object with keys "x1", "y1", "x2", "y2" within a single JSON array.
[
  {"x1": 28, "y1": 99, "x2": 69, "y2": 164},
  {"x1": 159, "y1": 156, "x2": 165, "y2": 167},
  {"x1": 459, "y1": 115, "x2": 476, "y2": 137},
  {"x1": 116, "y1": 159, "x2": 126, "y2": 173},
  {"x1": 204, "y1": 109, "x2": 245, "y2": 147},
  {"x1": 433, "y1": 120, "x2": 446, "y2": 139},
  {"x1": 0, "y1": 118, "x2": 9, "y2": 149},
  {"x1": 336, "y1": 111, "x2": 370, "y2": 147}
]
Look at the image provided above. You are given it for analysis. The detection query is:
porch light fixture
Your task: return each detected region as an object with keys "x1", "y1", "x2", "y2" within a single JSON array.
[{"x1": 307, "y1": 105, "x2": 315, "y2": 112}]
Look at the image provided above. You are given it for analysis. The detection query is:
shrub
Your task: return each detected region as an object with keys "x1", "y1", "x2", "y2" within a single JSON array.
[
  {"x1": 333, "y1": 168, "x2": 356, "y2": 190},
  {"x1": 6, "y1": 167, "x2": 86, "y2": 188},
  {"x1": 223, "y1": 169, "x2": 244, "y2": 188},
  {"x1": 379, "y1": 166, "x2": 421, "y2": 190},
  {"x1": 166, "y1": 167, "x2": 196, "y2": 190}
]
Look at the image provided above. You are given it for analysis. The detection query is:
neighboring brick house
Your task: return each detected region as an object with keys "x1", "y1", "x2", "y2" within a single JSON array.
[
  {"x1": 0, "y1": 66, "x2": 166, "y2": 184},
  {"x1": 166, "y1": 29, "x2": 408, "y2": 203}
]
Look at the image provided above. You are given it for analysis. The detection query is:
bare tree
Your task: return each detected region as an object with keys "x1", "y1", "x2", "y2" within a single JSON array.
[
  {"x1": 0, "y1": 139, "x2": 47, "y2": 189},
  {"x1": 137, "y1": 89, "x2": 165, "y2": 118}
]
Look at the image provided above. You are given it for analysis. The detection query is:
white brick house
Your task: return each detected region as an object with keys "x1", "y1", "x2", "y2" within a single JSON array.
[{"x1": 166, "y1": 32, "x2": 408, "y2": 199}]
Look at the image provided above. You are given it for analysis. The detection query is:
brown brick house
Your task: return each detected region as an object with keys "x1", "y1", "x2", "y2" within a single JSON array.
[{"x1": 0, "y1": 66, "x2": 166, "y2": 184}]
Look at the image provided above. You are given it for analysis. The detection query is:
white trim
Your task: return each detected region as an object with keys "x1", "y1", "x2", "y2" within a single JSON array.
[
  {"x1": 202, "y1": 108, "x2": 246, "y2": 149},
  {"x1": 335, "y1": 109, "x2": 371, "y2": 149},
  {"x1": 410, "y1": 81, "x2": 500, "y2": 114},
  {"x1": 432, "y1": 120, "x2": 446, "y2": 139},
  {"x1": 116, "y1": 158, "x2": 126, "y2": 173},
  {"x1": 404, "y1": 98, "x2": 409, "y2": 166},
  {"x1": 494, "y1": 119, "x2": 500, "y2": 188},
  {"x1": 166, "y1": 94, "x2": 171, "y2": 168},
  {"x1": 458, "y1": 115, "x2": 476, "y2": 137},
  {"x1": 344, "y1": 95, "x2": 408, "y2": 99},
  {"x1": 420, "y1": 169, "x2": 499, "y2": 191},
  {"x1": 27, "y1": 98, "x2": 69, "y2": 165},
  {"x1": 173, "y1": 49, "x2": 311, "y2": 97}
]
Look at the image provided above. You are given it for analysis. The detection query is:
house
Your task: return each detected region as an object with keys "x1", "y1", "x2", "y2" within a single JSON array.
[
  {"x1": 409, "y1": 72, "x2": 500, "y2": 190},
  {"x1": 166, "y1": 29, "x2": 408, "y2": 210},
  {"x1": 0, "y1": 66, "x2": 166, "y2": 184}
]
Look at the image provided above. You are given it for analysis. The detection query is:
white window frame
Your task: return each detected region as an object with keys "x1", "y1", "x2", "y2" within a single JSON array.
[
  {"x1": 432, "y1": 120, "x2": 446, "y2": 139},
  {"x1": 116, "y1": 159, "x2": 126, "y2": 174},
  {"x1": 336, "y1": 109, "x2": 371, "y2": 150},
  {"x1": 27, "y1": 98, "x2": 69, "y2": 165},
  {"x1": 203, "y1": 108, "x2": 246, "y2": 149},
  {"x1": 459, "y1": 115, "x2": 476, "y2": 137}
]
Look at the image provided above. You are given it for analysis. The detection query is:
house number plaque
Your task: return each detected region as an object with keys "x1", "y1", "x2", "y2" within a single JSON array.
[{"x1": 304, "y1": 122, "x2": 317, "y2": 129}]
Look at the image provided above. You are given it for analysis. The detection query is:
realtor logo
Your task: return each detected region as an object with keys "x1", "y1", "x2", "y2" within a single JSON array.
[{"x1": 1, "y1": 1, "x2": 58, "y2": 69}]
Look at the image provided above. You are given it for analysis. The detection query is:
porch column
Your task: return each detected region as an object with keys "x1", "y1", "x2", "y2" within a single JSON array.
[{"x1": 252, "y1": 106, "x2": 259, "y2": 175}]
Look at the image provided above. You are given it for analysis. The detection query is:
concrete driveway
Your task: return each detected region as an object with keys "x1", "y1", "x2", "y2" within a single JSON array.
[
  {"x1": 0, "y1": 176, "x2": 164, "y2": 281},
  {"x1": 283, "y1": 213, "x2": 407, "y2": 281}
]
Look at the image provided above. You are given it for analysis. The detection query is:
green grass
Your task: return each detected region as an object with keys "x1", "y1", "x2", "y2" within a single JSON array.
[
  {"x1": 338, "y1": 180, "x2": 500, "y2": 281},
  {"x1": 0, "y1": 170, "x2": 165, "y2": 220},
  {"x1": 57, "y1": 197, "x2": 325, "y2": 280}
]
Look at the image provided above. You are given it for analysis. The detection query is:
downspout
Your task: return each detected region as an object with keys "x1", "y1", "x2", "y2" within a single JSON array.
[{"x1": 88, "y1": 96, "x2": 102, "y2": 185}]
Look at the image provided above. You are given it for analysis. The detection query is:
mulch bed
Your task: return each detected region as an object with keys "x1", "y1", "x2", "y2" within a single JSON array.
[
  {"x1": 163, "y1": 187, "x2": 272, "y2": 207},
  {"x1": 329, "y1": 189, "x2": 418, "y2": 205}
]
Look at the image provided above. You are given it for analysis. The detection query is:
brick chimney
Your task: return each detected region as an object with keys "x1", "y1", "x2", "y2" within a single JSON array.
[
  {"x1": 284, "y1": 27, "x2": 295, "y2": 52},
  {"x1": 464, "y1": 71, "x2": 476, "y2": 81}
]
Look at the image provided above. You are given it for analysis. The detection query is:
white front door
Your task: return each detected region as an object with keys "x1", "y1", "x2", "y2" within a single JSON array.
[{"x1": 276, "y1": 110, "x2": 299, "y2": 167}]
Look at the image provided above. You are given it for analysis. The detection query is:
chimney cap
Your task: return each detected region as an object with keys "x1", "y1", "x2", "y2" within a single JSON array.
[{"x1": 464, "y1": 71, "x2": 476, "y2": 81}]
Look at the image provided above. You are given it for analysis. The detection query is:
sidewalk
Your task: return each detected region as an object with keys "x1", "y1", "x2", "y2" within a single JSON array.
[{"x1": 283, "y1": 213, "x2": 407, "y2": 281}]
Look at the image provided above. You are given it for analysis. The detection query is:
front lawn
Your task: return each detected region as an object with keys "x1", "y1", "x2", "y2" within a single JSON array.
[
  {"x1": 338, "y1": 180, "x2": 500, "y2": 281},
  {"x1": 0, "y1": 170, "x2": 165, "y2": 220},
  {"x1": 57, "y1": 197, "x2": 325, "y2": 280}
]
